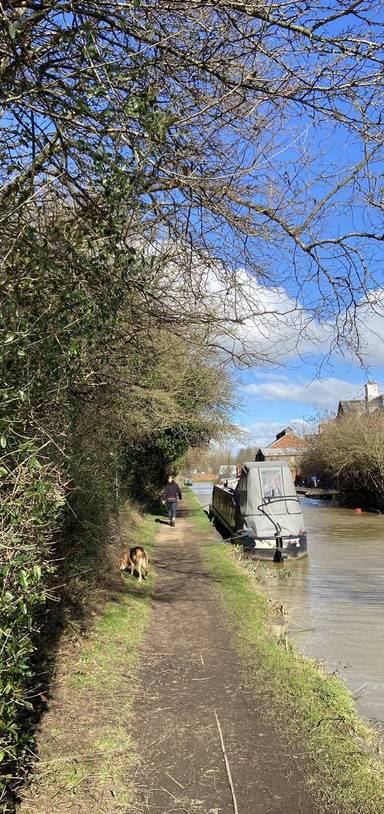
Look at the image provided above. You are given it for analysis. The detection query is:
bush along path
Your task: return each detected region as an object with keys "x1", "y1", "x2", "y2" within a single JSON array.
[{"x1": 18, "y1": 493, "x2": 384, "y2": 814}]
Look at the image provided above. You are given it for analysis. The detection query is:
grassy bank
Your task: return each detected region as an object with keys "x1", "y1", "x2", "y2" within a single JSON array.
[
  {"x1": 184, "y1": 489, "x2": 384, "y2": 814},
  {"x1": 17, "y1": 501, "x2": 160, "y2": 814}
]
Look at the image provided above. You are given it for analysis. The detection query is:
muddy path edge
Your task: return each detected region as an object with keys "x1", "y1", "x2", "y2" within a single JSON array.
[{"x1": 16, "y1": 501, "x2": 162, "y2": 814}]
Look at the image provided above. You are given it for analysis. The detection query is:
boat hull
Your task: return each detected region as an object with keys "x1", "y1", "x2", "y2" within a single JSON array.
[
  {"x1": 209, "y1": 499, "x2": 308, "y2": 561},
  {"x1": 247, "y1": 534, "x2": 307, "y2": 561}
]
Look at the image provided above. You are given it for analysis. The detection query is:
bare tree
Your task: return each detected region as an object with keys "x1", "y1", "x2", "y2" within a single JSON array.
[
  {"x1": 235, "y1": 446, "x2": 257, "y2": 465},
  {"x1": 2, "y1": 1, "x2": 384, "y2": 361}
]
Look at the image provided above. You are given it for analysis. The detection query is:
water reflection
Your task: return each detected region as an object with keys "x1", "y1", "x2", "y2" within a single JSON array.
[{"x1": 191, "y1": 483, "x2": 384, "y2": 723}]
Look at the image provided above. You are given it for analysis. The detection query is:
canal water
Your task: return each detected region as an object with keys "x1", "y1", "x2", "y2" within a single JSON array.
[{"x1": 191, "y1": 482, "x2": 384, "y2": 724}]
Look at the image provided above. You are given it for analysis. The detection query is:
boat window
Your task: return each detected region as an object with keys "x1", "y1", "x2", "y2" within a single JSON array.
[
  {"x1": 239, "y1": 475, "x2": 247, "y2": 512},
  {"x1": 286, "y1": 496, "x2": 301, "y2": 514},
  {"x1": 261, "y1": 468, "x2": 283, "y2": 499},
  {"x1": 282, "y1": 469, "x2": 301, "y2": 513},
  {"x1": 234, "y1": 475, "x2": 247, "y2": 513}
]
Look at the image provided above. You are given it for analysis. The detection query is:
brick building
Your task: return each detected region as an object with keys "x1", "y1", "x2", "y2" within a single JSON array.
[{"x1": 255, "y1": 427, "x2": 308, "y2": 481}]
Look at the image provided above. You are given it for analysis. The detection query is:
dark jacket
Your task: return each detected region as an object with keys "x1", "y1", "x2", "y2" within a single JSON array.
[{"x1": 163, "y1": 481, "x2": 182, "y2": 501}]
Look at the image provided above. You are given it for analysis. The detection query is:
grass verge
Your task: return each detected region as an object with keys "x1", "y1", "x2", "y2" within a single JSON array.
[
  {"x1": 17, "y1": 500, "x2": 161, "y2": 814},
  {"x1": 184, "y1": 488, "x2": 384, "y2": 814}
]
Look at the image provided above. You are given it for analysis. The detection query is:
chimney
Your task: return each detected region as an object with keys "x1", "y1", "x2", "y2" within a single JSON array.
[
  {"x1": 275, "y1": 426, "x2": 293, "y2": 440},
  {"x1": 365, "y1": 381, "x2": 379, "y2": 402}
]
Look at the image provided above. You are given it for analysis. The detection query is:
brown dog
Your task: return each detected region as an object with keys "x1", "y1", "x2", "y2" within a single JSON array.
[{"x1": 120, "y1": 546, "x2": 149, "y2": 583}]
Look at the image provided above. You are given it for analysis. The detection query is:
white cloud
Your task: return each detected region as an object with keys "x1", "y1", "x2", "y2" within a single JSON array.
[
  {"x1": 205, "y1": 270, "x2": 330, "y2": 364},
  {"x1": 354, "y1": 291, "x2": 384, "y2": 364},
  {"x1": 207, "y1": 277, "x2": 384, "y2": 369},
  {"x1": 220, "y1": 280, "x2": 384, "y2": 369},
  {"x1": 156, "y1": 244, "x2": 329, "y2": 364},
  {"x1": 154, "y1": 240, "x2": 384, "y2": 368},
  {"x1": 242, "y1": 376, "x2": 365, "y2": 407}
]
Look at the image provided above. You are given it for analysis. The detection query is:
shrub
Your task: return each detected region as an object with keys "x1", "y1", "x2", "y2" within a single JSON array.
[{"x1": 302, "y1": 411, "x2": 384, "y2": 508}]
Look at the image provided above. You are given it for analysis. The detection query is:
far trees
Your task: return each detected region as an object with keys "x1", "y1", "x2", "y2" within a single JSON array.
[{"x1": 235, "y1": 447, "x2": 257, "y2": 466}]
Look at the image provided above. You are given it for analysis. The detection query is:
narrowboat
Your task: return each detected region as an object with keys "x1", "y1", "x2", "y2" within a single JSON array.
[{"x1": 209, "y1": 461, "x2": 307, "y2": 561}]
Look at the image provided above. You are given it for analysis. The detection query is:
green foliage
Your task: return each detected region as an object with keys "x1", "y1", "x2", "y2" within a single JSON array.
[
  {"x1": 0, "y1": 177, "x2": 150, "y2": 800},
  {"x1": 17, "y1": 503, "x2": 158, "y2": 811},
  {"x1": 0, "y1": 448, "x2": 64, "y2": 794},
  {"x1": 0, "y1": 9, "x2": 235, "y2": 806},
  {"x1": 0, "y1": 207, "x2": 234, "y2": 806}
]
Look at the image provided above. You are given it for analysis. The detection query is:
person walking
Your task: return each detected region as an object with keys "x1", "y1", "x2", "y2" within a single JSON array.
[{"x1": 162, "y1": 475, "x2": 182, "y2": 526}]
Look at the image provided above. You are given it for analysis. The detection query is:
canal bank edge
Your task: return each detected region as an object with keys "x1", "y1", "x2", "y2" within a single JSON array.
[{"x1": 184, "y1": 489, "x2": 384, "y2": 814}]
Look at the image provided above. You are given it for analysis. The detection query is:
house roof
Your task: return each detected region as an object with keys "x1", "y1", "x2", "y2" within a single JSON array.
[
  {"x1": 275, "y1": 426, "x2": 293, "y2": 440},
  {"x1": 257, "y1": 447, "x2": 306, "y2": 457},
  {"x1": 338, "y1": 399, "x2": 365, "y2": 414},
  {"x1": 338, "y1": 395, "x2": 383, "y2": 415},
  {"x1": 268, "y1": 433, "x2": 308, "y2": 450}
]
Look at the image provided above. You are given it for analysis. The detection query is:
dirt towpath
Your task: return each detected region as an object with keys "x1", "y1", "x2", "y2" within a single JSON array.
[{"x1": 131, "y1": 509, "x2": 322, "y2": 814}]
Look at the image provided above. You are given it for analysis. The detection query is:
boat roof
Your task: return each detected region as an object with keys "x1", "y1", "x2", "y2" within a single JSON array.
[{"x1": 241, "y1": 460, "x2": 291, "y2": 473}]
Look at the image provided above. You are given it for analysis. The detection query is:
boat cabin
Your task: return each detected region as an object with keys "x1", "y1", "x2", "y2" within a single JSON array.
[{"x1": 210, "y1": 461, "x2": 307, "y2": 560}]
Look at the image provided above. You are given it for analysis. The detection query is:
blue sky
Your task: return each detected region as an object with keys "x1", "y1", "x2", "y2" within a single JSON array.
[
  {"x1": 201, "y1": 62, "x2": 384, "y2": 451},
  {"x1": 217, "y1": 115, "x2": 384, "y2": 448},
  {"x1": 235, "y1": 360, "x2": 383, "y2": 448},
  {"x1": 228, "y1": 287, "x2": 384, "y2": 447}
]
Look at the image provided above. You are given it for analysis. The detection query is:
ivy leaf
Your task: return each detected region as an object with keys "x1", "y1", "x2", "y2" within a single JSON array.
[
  {"x1": 8, "y1": 22, "x2": 16, "y2": 40},
  {"x1": 33, "y1": 565, "x2": 42, "y2": 581}
]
